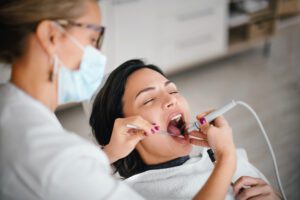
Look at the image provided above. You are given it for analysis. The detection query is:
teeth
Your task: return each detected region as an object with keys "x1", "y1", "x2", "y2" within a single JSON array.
[{"x1": 171, "y1": 114, "x2": 182, "y2": 122}]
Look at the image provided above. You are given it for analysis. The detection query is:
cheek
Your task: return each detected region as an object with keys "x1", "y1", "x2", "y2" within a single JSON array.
[
  {"x1": 179, "y1": 97, "x2": 191, "y2": 122},
  {"x1": 57, "y1": 40, "x2": 82, "y2": 70},
  {"x1": 137, "y1": 106, "x2": 163, "y2": 125}
]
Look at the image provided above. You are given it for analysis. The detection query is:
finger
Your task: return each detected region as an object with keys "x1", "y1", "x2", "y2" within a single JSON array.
[
  {"x1": 201, "y1": 123, "x2": 218, "y2": 136},
  {"x1": 233, "y1": 176, "x2": 266, "y2": 196},
  {"x1": 195, "y1": 110, "x2": 216, "y2": 134},
  {"x1": 236, "y1": 185, "x2": 269, "y2": 200},
  {"x1": 188, "y1": 130, "x2": 207, "y2": 139},
  {"x1": 184, "y1": 133, "x2": 189, "y2": 141},
  {"x1": 127, "y1": 129, "x2": 148, "y2": 143},
  {"x1": 127, "y1": 127, "x2": 149, "y2": 136},
  {"x1": 197, "y1": 118, "x2": 210, "y2": 134},
  {"x1": 189, "y1": 138, "x2": 210, "y2": 147},
  {"x1": 212, "y1": 115, "x2": 229, "y2": 128},
  {"x1": 125, "y1": 116, "x2": 157, "y2": 135}
]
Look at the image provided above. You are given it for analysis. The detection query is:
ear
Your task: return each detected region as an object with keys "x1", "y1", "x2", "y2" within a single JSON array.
[{"x1": 35, "y1": 20, "x2": 63, "y2": 57}]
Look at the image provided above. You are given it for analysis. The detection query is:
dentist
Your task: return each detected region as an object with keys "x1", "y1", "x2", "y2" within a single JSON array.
[
  {"x1": 0, "y1": 0, "x2": 154, "y2": 199},
  {"x1": 0, "y1": 0, "x2": 238, "y2": 200}
]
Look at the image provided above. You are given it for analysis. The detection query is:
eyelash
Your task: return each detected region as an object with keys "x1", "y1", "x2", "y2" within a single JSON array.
[
  {"x1": 143, "y1": 98, "x2": 154, "y2": 105},
  {"x1": 142, "y1": 91, "x2": 178, "y2": 105}
]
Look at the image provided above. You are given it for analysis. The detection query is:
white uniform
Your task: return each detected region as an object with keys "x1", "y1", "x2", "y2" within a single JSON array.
[{"x1": 0, "y1": 83, "x2": 144, "y2": 200}]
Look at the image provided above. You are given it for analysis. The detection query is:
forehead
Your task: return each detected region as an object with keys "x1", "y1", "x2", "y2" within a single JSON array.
[
  {"x1": 126, "y1": 68, "x2": 168, "y2": 90},
  {"x1": 77, "y1": 1, "x2": 102, "y2": 24},
  {"x1": 123, "y1": 68, "x2": 168, "y2": 102}
]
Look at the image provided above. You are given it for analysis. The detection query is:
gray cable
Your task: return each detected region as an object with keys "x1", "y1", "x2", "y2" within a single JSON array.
[{"x1": 236, "y1": 101, "x2": 287, "y2": 200}]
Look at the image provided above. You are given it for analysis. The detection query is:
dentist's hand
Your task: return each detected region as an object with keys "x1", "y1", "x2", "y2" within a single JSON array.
[
  {"x1": 103, "y1": 116, "x2": 159, "y2": 163},
  {"x1": 189, "y1": 110, "x2": 236, "y2": 162}
]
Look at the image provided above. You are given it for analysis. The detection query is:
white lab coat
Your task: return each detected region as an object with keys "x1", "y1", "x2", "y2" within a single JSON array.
[{"x1": 0, "y1": 83, "x2": 144, "y2": 200}]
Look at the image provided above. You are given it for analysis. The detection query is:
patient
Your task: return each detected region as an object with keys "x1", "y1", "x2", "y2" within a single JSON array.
[{"x1": 90, "y1": 59, "x2": 281, "y2": 200}]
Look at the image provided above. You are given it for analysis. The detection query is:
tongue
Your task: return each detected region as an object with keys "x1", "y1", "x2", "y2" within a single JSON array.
[{"x1": 167, "y1": 123, "x2": 181, "y2": 136}]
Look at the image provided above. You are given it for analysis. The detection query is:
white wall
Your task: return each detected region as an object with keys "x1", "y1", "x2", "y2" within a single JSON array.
[{"x1": 100, "y1": 0, "x2": 228, "y2": 74}]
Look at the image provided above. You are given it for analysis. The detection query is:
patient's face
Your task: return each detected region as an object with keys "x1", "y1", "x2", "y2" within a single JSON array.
[{"x1": 123, "y1": 68, "x2": 192, "y2": 164}]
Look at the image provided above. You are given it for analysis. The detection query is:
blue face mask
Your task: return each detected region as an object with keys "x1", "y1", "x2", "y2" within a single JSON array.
[{"x1": 53, "y1": 24, "x2": 107, "y2": 105}]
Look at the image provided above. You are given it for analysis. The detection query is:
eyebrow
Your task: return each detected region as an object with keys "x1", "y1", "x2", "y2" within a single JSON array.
[{"x1": 135, "y1": 80, "x2": 174, "y2": 99}]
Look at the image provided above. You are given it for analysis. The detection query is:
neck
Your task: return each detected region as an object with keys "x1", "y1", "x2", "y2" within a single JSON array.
[
  {"x1": 136, "y1": 145, "x2": 183, "y2": 165},
  {"x1": 11, "y1": 55, "x2": 58, "y2": 111},
  {"x1": 143, "y1": 155, "x2": 180, "y2": 165}
]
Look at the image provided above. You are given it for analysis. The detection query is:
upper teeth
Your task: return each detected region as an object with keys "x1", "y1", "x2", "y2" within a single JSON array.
[{"x1": 171, "y1": 114, "x2": 182, "y2": 122}]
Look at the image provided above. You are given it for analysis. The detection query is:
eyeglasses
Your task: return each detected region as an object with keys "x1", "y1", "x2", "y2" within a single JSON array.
[{"x1": 56, "y1": 19, "x2": 105, "y2": 49}]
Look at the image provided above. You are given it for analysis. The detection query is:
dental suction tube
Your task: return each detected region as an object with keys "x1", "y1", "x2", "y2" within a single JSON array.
[{"x1": 189, "y1": 100, "x2": 287, "y2": 200}]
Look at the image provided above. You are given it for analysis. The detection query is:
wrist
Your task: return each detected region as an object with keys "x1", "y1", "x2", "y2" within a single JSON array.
[
  {"x1": 103, "y1": 145, "x2": 118, "y2": 164},
  {"x1": 215, "y1": 143, "x2": 236, "y2": 161},
  {"x1": 215, "y1": 149, "x2": 237, "y2": 173}
]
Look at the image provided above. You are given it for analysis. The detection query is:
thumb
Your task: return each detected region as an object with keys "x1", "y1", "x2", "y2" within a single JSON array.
[{"x1": 196, "y1": 109, "x2": 215, "y2": 120}]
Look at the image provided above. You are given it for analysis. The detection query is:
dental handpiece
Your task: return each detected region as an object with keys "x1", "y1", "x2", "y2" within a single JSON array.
[{"x1": 187, "y1": 100, "x2": 237, "y2": 133}]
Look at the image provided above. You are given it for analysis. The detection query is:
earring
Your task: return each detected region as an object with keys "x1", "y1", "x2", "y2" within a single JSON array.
[{"x1": 49, "y1": 55, "x2": 59, "y2": 82}]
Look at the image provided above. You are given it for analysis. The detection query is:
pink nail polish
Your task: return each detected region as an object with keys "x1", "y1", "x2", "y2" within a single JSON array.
[
  {"x1": 151, "y1": 128, "x2": 155, "y2": 134},
  {"x1": 199, "y1": 118, "x2": 206, "y2": 125},
  {"x1": 154, "y1": 126, "x2": 159, "y2": 131}
]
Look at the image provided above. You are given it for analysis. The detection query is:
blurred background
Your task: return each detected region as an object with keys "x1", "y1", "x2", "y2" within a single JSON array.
[{"x1": 1, "y1": 0, "x2": 299, "y2": 199}]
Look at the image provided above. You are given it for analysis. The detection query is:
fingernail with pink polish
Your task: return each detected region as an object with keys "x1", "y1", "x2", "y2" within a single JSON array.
[
  {"x1": 154, "y1": 126, "x2": 160, "y2": 131},
  {"x1": 151, "y1": 128, "x2": 155, "y2": 134},
  {"x1": 199, "y1": 118, "x2": 206, "y2": 125}
]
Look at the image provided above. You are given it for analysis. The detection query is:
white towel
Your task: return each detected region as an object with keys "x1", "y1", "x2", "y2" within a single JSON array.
[{"x1": 125, "y1": 148, "x2": 268, "y2": 200}]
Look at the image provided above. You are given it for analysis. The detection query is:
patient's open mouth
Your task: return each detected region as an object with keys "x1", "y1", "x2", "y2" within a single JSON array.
[{"x1": 167, "y1": 114, "x2": 186, "y2": 136}]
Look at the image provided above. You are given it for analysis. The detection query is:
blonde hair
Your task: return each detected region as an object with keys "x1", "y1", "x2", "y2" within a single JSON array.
[{"x1": 0, "y1": 0, "x2": 98, "y2": 63}]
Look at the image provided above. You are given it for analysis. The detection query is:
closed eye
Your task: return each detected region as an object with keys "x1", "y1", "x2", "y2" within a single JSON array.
[
  {"x1": 170, "y1": 91, "x2": 179, "y2": 94},
  {"x1": 143, "y1": 98, "x2": 155, "y2": 105}
]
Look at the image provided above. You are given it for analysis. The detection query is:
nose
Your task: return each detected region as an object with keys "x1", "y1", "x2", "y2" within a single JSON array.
[{"x1": 163, "y1": 93, "x2": 177, "y2": 109}]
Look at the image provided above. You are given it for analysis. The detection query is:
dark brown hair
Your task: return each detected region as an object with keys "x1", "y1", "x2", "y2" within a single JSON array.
[
  {"x1": 0, "y1": 0, "x2": 98, "y2": 63},
  {"x1": 89, "y1": 59, "x2": 165, "y2": 178}
]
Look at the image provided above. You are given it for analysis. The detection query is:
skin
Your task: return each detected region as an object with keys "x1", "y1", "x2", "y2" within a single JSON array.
[
  {"x1": 233, "y1": 176, "x2": 282, "y2": 200},
  {"x1": 122, "y1": 68, "x2": 193, "y2": 165},
  {"x1": 10, "y1": 1, "x2": 102, "y2": 111}
]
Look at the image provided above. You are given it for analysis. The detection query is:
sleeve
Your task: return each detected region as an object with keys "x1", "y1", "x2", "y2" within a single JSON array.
[
  {"x1": 38, "y1": 134, "x2": 145, "y2": 200},
  {"x1": 232, "y1": 148, "x2": 269, "y2": 184}
]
